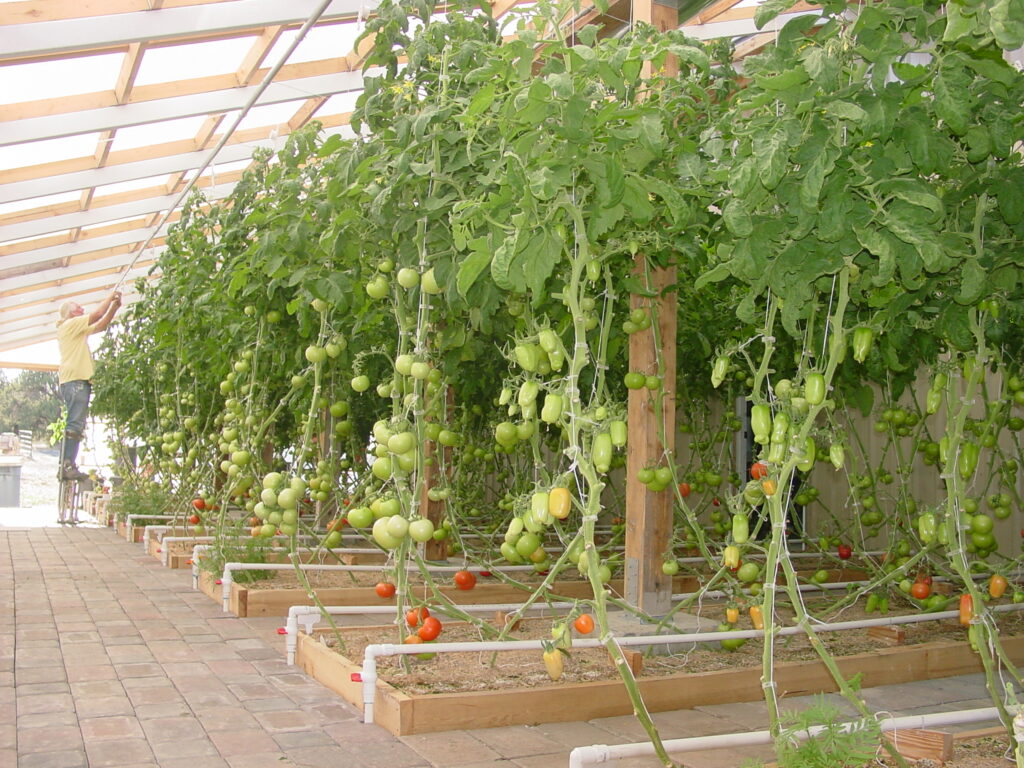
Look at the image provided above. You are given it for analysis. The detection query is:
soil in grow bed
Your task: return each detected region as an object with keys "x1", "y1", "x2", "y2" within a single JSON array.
[{"x1": 310, "y1": 600, "x2": 1024, "y2": 697}]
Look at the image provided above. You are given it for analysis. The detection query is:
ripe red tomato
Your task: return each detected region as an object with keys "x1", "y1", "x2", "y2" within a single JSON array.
[
  {"x1": 678, "y1": 482, "x2": 691, "y2": 498},
  {"x1": 417, "y1": 616, "x2": 442, "y2": 641},
  {"x1": 406, "y1": 606, "x2": 430, "y2": 627},
  {"x1": 573, "y1": 613, "x2": 595, "y2": 634},
  {"x1": 192, "y1": 498, "x2": 206, "y2": 511},
  {"x1": 453, "y1": 570, "x2": 476, "y2": 590},
  {"x1": 188, "y1": 513, "x2": 201, "y2": 525},
  {"x1": 374, "y1": 582, "x2": 396, "y2": 599},
  {"x1": 837, "y1": 544, "x2": 852, "y2": 560},
  {"x1": 910, "y1": 581, "x2": 931, "y2": 600},
  {"x1": 750, "y1": 462, "x2": 768, "y2": 480}
]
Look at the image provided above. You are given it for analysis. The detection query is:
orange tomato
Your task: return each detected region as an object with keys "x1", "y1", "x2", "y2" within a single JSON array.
[{"x1": 573, "y1": 614, "x2": 595, "y2": 634}]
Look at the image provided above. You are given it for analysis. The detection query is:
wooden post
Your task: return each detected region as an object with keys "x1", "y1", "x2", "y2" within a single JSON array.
[
  {"x1": 420, "y1": 387, "x2": 454, "y2": 561},
  {"x1": 625, "y1": 260, "x2": 677, "y2": 615},
  {"x1": 623, "y1": 0, "x2": 679, "y2": 617}
]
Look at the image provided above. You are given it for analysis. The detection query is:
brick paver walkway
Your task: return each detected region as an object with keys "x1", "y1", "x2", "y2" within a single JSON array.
[{"x1": 0, "y1": 525, "x2": 1004, "y2": 768}]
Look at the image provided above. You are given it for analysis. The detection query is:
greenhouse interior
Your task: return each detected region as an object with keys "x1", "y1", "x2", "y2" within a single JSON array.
[{"x1": 2, "y1": 0, "x2": 1024, "y2": 766}]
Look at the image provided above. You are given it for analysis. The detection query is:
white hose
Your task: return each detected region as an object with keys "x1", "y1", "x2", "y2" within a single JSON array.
[{"x1": 568, "y1": 706, "x2": 1002, "y2": 767}]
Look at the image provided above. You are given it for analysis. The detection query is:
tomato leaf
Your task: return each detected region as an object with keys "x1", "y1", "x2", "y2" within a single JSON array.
[
  {"x1": 956, "y1": 259, "x2": 987, "y2": 305},
  {"x1": 456, "y1": 237, "x2": 492, "y2": 298},
  {"x1": 723, "y1": 199, "x2": 753, "y2": 237}
]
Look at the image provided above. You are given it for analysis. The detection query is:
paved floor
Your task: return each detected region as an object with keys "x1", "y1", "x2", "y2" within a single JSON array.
[{"x1": 0, "y1": 524, "x2": 1005, "y2": 768}]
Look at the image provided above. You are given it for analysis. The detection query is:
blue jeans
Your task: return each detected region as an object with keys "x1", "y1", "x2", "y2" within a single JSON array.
[{"x1": 60, "y1": 380, "x2": 91, "y2": 467}]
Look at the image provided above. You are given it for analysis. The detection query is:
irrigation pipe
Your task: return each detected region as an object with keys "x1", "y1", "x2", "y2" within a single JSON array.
[
  {"x1": 568, "y1": 706, "x2": 1004, "y2": 767},
  {"x1": 283, "y1": 601, "x2": 575, "y2": 664},
  {"x1": 219, "y1": 561, "x2": 543, "y2": 611},
  {"x1": 124, "y1": 514, "x2": 176, "y2": 542},
  {"x1": 357, "y1": 602, "x2": 1024, "y2": 724}
]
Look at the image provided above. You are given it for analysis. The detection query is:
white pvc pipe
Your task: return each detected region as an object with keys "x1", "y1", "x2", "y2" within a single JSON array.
[
  {"x1": 284, "y1": 601, "x2": 575, "y2": 664},
  {"x1": 567, "y1": 706, "x2": 1002, "y2": 767},
  {"x1": 357, "y1": 602, "x2": 1024, "y2": 724},
  {"x1": 125, "y1": 514, "x2": 176, "y2": 542},
  {"x1": 162, "y1": 536, "x2": 216, "y2": 566},
  {"x1": 219, "y1": 561, "x2": 542, "y2": 611}
]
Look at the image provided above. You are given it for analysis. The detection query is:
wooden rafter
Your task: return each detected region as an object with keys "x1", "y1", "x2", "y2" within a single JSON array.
[
  {"x1": 1, "y1": 55, "x2": 360, "y2": 122},
  {"x1": 0, "y1": 113, "x2": 352, "y2": 186},
  {"x1": 115, "y1": 41, "x2": 146, "y2": 104},
  {"x1": 0, "y1": 0, "x2": 232, "y2": 26},
  {"x1": 683, "y1": 0, "x2": 819, "y2": 27},
  {"x1": 683, "y1": 0, "x2": 743, "y2": 26},
  {"x1": 288, "y1": 96, "x2": 329, "y2": 131},
  {"x1": 0, "y1": 214, "x2": 176, "y2": 258},
  {"x1": 237, "y1": 25, "x2": 285, "y2": 85},
  {"x1": 194, "y1": 114, "x2": 226, "y2": 148},
  {"x1": 733, "y1": 30, "x2": 777, "y2": 60},
  {"x1": 0, "y1": 169, "x2": 245, "y2": 231}
]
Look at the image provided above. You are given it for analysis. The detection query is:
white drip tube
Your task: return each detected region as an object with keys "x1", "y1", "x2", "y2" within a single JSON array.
[
  {"x1": 356, "y1": 602, "x2": 1024, "y2": 725},
  {"x1": 283, "y1": 601, "x2": 574, "y2": 664},
  {"x1": 219, "y1": 561, "x2": 542, "y2": 612},
  {"x1": 125, "y1": 514, "x2": 176, "y2": 543},
  {"x1": 567, "y1": 706, "x2": 1003, "y2": 767}
]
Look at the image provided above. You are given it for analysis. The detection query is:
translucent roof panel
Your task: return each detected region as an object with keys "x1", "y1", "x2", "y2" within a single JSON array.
[
  {"x1": 0, "y1": 53, "x2": 123, "y2": 105},
  {"x1": 234, "y1": 102, "x2": 304, "y2": 132},
  {"x1": 91, "y1": 174, "x2": 180, "y2": 198},
  {"x1": 0, "y1": 133, "x2": 102, "y2": 172},
  {"x1": 319, "y1": 91, "x2": 362, "y2": 117},
  {"x1": 0, "y1": 191, "x2": 80, "y2": 218},
  {"x1": 79, "y1": 216, "x2": 152, "y2": 234},
  {"x1": 266, "y1": 23, "x2": 365, "y2": 66},
  {"x1": 134, "y1": 36, "x2": 260, "y2": 87},
  {"x1": 110, "y1": 115, "x2": 210, "y2": 152}
]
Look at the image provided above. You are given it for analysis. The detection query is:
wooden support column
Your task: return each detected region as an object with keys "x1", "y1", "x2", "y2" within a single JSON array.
[
  {"x1": 623, "y1": 0, "x2": 679, "y2": 616},
  {"x1": 420, "y1": 387, "x2": 455, "y2": 561},
  {"x1": 624, "y1": 260, "x2": 677, "y2": 615}
]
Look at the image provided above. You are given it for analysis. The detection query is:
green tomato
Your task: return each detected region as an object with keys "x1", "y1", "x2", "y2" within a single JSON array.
[
  {"x1": 736, "y1": 562, "x2": 760, "y2": 583},
  {"x1": 624, "y1": 372, "x2": 646, "y2": 390},
  {"x1": 366, "y1": 276, "x2": 389, "y2": 299},
  {"x1": 397, "y1": 268, "x2": 420, "y2": 289},
  {"x1": 372, "y1": 518, "x2": 400, "y2": 549},
  {"x1": 372, "y1": 456, "x2": 393, "y2": 481},
  {"x1": 421, "y1": 268, "x2": 441, "y2": 294},
  {"x1": 662, "y1": 560, "x2": 680, "y2": 576}
]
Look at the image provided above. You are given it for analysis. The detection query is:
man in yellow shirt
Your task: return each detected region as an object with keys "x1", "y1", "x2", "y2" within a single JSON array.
[{"x1": 56, "y1": 292, "x2": 121, "y2": 481}]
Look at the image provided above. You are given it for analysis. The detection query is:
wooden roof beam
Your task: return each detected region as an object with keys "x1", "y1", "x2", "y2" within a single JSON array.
[
  {"x1": 0, "y1": 0, "x2": 372, "y2": 59},
  {"x1": 1, "y1": 68, "x2": 373, "y2": 146},
  {"x1": 682, "y1": 0, "x2": 742, "y2": 26},
  {"x1": 115, "y1": 42, "x2": 146, "y2": 104},
  {"x1": 0, "y1": 115, "x2": 350, "y2": 188},
  {"x1": 288, "y1": 96, "x2": 328, "y2": 130},
  {"x1": 238, "y1": 25, "x2": 285, "y2": 85},
  {"x1": 0, "y1": 178, "x2": 238, "y2": 243},
  {"x1": 0, "y1": 0, "x2": 233, "y2": 26}
]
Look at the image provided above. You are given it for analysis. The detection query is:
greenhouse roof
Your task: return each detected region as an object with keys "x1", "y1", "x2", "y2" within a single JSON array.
[{"x1": 0, "y1": 0, "x2": 818, "y2": 359}]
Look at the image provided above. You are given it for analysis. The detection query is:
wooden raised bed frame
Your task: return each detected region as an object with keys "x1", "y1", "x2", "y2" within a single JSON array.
[
  {"x1": 206, "y1": 574, "x2": 703, "y2": 618},
  {"x1": 295, "y1": 628, "x2": 1024, "y2": 737},
  {"x1": 203, "y1": 566, "x2": 868, "y2": 618}
]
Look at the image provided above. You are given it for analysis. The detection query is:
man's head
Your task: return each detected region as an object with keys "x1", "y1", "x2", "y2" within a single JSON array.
[{"x1": 58, "y1": 302, "x2": 85, "y2": 323}]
